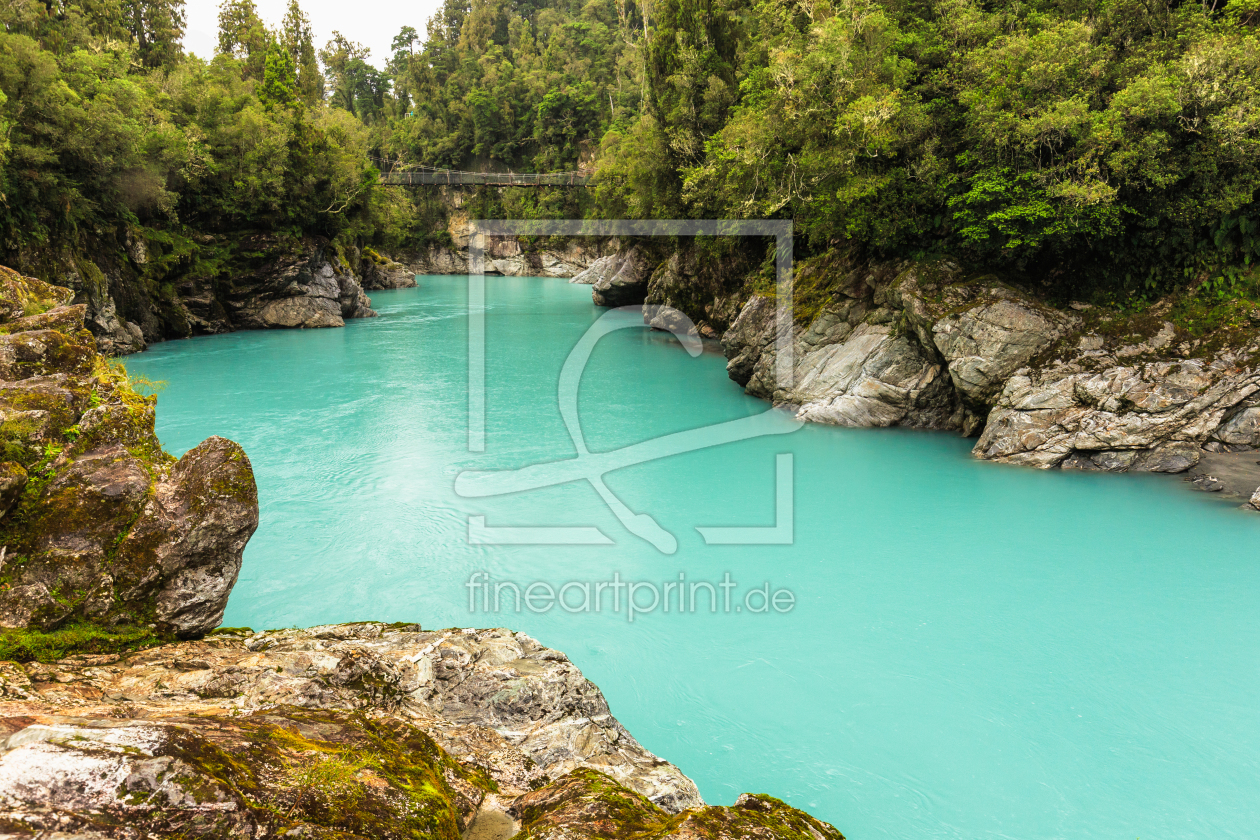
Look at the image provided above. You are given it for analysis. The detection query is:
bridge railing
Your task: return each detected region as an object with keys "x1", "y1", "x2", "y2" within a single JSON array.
[{"x1": 378, "y1": 168, "x2": 592, "y2": 187}]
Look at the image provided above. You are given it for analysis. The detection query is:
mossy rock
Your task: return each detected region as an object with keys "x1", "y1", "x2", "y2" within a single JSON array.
[
  {"x1": 0, "y1": 266, "x2": 75, "y2": 321},
  {"x1": 511, "y1": 767, "x2": 845, "y2": 840},
  {"x1": 0, "y1": 707, "x2": 494, "y2": 839},
  {"x1": 0, "y1": 304, "x2": 87, "y2": 335},
  {"x1": 0, "y1": 329, "x2": 96, "y2": 380},
  {"x1": 0, "y1": 460, "x2": 27, "y2": 517}
]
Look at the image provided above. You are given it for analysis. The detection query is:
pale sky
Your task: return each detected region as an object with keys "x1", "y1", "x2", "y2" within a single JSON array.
[{"x1": 182, "y1": 0, "x2": 444, "y2": 68}]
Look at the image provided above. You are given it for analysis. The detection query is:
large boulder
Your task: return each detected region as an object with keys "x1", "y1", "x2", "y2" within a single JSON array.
[
  {"x1": 113, "y1": 436, "x2": 259, "y2": 637},
  {"x1": 1212, "y1": 405, "x2": 1260, "y2": 447},
  {"x1": 930, "y1": 293, "x2": 1073, "y2": 409},
  {"x1": 225, "y1": 235, "x2": 377, "y2": 329},
  {"x1": 793, "y1": 323, "x2": 956, "y2": 429},
  {"x1": 722, "y1": 288, "x2": 958, "y2": 430},
  {"x1": 591, "y1": 246, "x2": 652, "y2": 307}
]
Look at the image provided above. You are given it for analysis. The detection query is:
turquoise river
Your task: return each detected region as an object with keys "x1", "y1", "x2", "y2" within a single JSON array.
[{"x1": 127, "y1": 276, "x2": 1260, "y2": 840}]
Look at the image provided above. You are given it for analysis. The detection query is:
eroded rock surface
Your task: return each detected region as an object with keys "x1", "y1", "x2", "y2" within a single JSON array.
[
  {"x1": 0, "y1": 267, "x2": 259, "y2": 637},
  {"x1": 227, "y1": 236, "x2": 376, "y2": 329},
  {"x1": 591, "y1": 246, "x2": 652, "y2": 307},
  {"x1": 975, "y1": 358, "x2": 1260, "y2": 469},
  {"x1": 0, "y1": 622, "x2": 843, "y2": 839},
  {"x1": 707, "y1": 252, "x2": 1260, "y2": 485}
]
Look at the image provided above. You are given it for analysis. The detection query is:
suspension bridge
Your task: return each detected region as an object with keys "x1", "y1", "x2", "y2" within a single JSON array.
[{"x1": 376, "y1": 164, "x2": 592, "y2": 187}]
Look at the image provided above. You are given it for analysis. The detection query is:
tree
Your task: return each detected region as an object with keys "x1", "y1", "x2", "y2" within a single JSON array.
[
  {"x1": 320, "y1": 32, "x2": 387, "y2": 122},
  {"x1": 260, "y1": 39, "x2": 297, "y2": 108},
  {"x1": 121, "y1": 0, "x2": 186, "y2": 67},
  {"x1": 217, "y1": 0, "x2": 268, "y2": 78},
  {"x1": 281, "y1": 0, "x2": 323, "y2": 104}
]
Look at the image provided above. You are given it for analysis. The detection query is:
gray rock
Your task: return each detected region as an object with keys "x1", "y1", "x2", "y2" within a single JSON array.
[
  {"x1": 723, "y1": 292, "x2": 957, "y2": 430},
  {"x1": 359, "y1": 252, "x2": 417, "y2": 289},
  {"x1": 722, "y1": 295, "x2": 778, "y2": 392},
  {"x1": 1249, "y1": 486, "x2": 1260, "y2": 510},
  {"x1": 0, "y1": 623, "x2": 839, "y2": 839},
  {"x1": 1213, "y1": 406, "x2": 1260, "y2": 447},
  {"x1": 592, "y1": 247, "x2": 651, "y2": 307},
  {"x1": 228, "y1": 236, "x2": 377, "y2": 329},
  {"x1": 0, "y1": 272, "x2": 260, "y2": 636},
  {"x1": 974, "y1": 359, "x2": 1260, "y2": 469},
  {"x1": 1191, "y1": 474, "x2": 1226, "y2": 492},
  {"x1": 0, "y1": 461, "x2": 27, "y2": 517},
  {"x1": 930, "y1": 294, "x2": 1074, "y2": 409},
  {"x1": 1062, "y1": 450, "x2": 1139, "y2": 471},
  {"x1": 1132, "y1": 443, "x2": 1202, "y2": 473},
  {"x1": 115, "y1": 436, "x2": 260, "y2": 637},
  {"x1": 793, "y1": 324, "x2": 955, "y2": 429},
  {"x1": 571, "y1": 255, "x2": 618, "y2": 285}
]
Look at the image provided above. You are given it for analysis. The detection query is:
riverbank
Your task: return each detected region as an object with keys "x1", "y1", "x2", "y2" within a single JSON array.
[
  {"x1": 115, "y1": 277, "x2": 1260, "y2": 839},
  {"x1": 481, "y1": 241, "x2": 1260, "y2": 506},
  {"x1": 0, "y1": 622, "x2": 842, "y2": 839}
]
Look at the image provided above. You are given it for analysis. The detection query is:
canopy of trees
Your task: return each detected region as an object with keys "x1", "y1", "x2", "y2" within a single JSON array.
[{"x1": 2, "y1": 0, "x2": 1258, "y2": 301}]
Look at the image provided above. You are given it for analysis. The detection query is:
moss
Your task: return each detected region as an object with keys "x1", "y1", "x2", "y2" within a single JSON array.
[
  {"x1": 0, "y1": 622, "x2": 166, "y2": 663},
  {"x1": 0, "y1": 415, "x2": 43, "y2": 464},
  {"x1": 512, "y1": 768, "x2": 845, "y2": 840},
  {"x1": 154, "y1": 709, "x2": 492, "y2": 839},
  {"x1": 0, "y1": 266, "x2": 75, "y2": 320}
]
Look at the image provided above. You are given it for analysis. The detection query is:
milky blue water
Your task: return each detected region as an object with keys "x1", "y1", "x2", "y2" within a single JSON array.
[{"x1": 126, "y1": 276, "x2": 1260, "y2": 840}]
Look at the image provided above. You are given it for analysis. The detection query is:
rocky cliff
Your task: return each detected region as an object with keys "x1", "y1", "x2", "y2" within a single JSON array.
[
  {"x1": 0, "y1": 266, "x2": 261, "y2": 637},
  {"x1": 589, "y1": 247, "x2": 1260, "y2": 506}
]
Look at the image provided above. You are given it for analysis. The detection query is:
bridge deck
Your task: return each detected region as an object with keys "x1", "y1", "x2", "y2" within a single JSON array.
[{"x1": 379, "y1": 169, "x2": 592, "y2": 187}]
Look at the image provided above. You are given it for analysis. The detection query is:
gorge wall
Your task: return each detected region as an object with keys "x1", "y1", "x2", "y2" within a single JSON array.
[
  {"x1": 576, "y1": 245, "x2": 1260, "y2": 506},
  {"x1": 9, "y1": 234, "x2": 389, "y2": 356}
]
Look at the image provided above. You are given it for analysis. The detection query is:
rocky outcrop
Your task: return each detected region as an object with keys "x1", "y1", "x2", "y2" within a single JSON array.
[
  {"x1": 223, "y1": 235, "x2": 377, "y2": 329},
  {"x1": 705, "y1": 251, "x2": 1260, "y2": 484},
  {"x1": 725, "y1": 291, "x2": 957, "y2": 429},
  {"x1": 401, "y1": 237, "x2": 608, "y2": 278},
  {"x1": 0, "y1": 267, "x2": 259, "y2": 637},
  {"x1": 358, "y1": 249, "x2": 417, "y2": 289},
  {"x1": 974, "y1": 357, "x2": 1260, "y2": 469},
  {"x1": 0, "y1": 622, "x2": 844, "y2": 839},
  {"x1": 591, "y1": 245, "x2": 652, "y2": 307}
]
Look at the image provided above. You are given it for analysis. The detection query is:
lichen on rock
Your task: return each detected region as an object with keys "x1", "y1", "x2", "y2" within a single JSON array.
[
  {"x1": 0, "y1": 622, "x2": 846, "y2": 839},
  {"x1": 0, "y1": 266, "x2": 259, "y2": 639}
]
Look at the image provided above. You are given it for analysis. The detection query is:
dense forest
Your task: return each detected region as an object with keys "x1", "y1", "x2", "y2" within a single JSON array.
[{"x1": 1, "y1": 0, "x2": 1258, "y2": 321}]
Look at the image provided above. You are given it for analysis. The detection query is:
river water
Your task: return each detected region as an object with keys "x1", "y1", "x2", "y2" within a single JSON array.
[{"x1": 126, "y1": 276, "x2": 1260, "y2": 840}]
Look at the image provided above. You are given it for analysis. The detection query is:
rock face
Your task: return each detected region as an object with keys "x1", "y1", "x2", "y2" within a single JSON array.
[
  {"x1": 225, "y1": 235, "x2": 377, "y2": 329},
  {"x1": 641, "y1": 249, "x2": 748, "y2": 338},
  {"x1": 0, "y1": 267, "x2": 259, "y2": 637},
  {"x1": 591, "y1": 246, "x2": 652, "y2": 307},
  {"x1": 720, "y1": 261, "x2": 961, "y2": 430},
  {"x1": 974, "y1": 358, "x2": 1260, "y2": 469},
  {"x1": 8, "y1": 236, "x2": 380, "y2": 355},
  {"x1": 0, "y1": 622, "x2": 844, "y2": 840},
  {"x1": 358, "y1": 249, "x2": 417, "y2": 289},
  {"x1": 611, "y1": 245, "x2": 1260, "y2": 484}
]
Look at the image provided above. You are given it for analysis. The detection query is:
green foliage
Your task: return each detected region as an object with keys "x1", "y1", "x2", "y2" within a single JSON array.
[
  {"x1": 106, "y1": 358, "x2": 167, "y2": 396},
  {"x1": 652, "y1": 0, "x2": 1260, "y2": 298},
  {"x1": 260, "y1": 40, "x2": 298, "y2": 108},
  {"x1": 0, "y1": 622, "x2": 164, "y2": 663}
]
